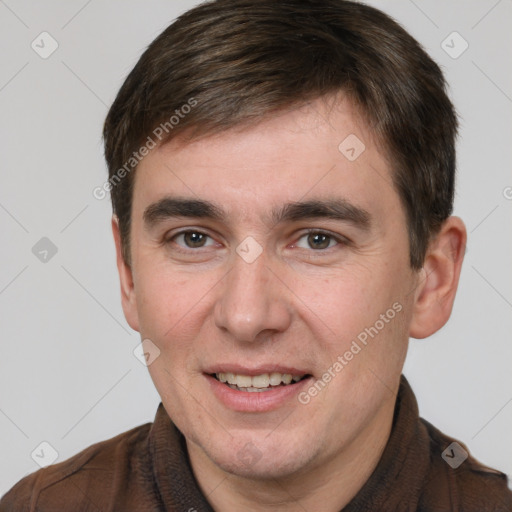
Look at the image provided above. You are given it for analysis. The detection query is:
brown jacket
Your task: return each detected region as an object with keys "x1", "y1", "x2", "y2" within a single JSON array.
[{"x1": 2, "y1": 376, "x2": 511, "y2": 511}]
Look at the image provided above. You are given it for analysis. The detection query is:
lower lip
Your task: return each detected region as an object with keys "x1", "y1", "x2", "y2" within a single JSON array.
[{"x1": 205, "y1": 374, "x2": 312, "y2": 412}]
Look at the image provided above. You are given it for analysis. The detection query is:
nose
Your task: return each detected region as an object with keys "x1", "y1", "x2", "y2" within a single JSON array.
[{"x1": 214, "y1": 250, "x2": 292, "y2": 343}]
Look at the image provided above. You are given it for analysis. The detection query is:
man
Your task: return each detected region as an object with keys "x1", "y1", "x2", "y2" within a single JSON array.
[{"x1": 2, "y1": 0, "x2": 511, "y2": 510}]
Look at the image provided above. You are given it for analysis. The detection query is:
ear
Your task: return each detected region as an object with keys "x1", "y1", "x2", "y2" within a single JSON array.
[
  {"x1": 112, "y1": 216, "x2": 140, "y2": 332},
  {"x1": 409, "y1": 216, "x2": 467, "y2": 339}
]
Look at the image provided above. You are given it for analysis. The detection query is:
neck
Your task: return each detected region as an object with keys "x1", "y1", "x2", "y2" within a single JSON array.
[{"x1": 187, "y1": 394, "x2": 396, "y2": 512}]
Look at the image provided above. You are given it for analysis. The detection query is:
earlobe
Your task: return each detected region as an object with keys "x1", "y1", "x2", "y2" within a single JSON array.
[
  {"x1": 112, "y1": 216, "x2": 140, "y2": 332},
  {"x1": 409, "y1": 216, "x2": 467, "y2": 339}
]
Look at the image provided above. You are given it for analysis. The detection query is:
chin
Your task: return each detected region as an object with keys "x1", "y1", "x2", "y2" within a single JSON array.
[
  {"x1": 219, "y1": 455, "x2": 308, "y2": 481},
  {"x1": 204, "y1": 434, "x2": 317, "y2": 481}
]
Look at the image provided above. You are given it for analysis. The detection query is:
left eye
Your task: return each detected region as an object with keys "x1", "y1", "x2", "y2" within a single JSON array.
[
  {"x1": 173, "y1": 231, "x2": 216, "y2": 248},
  {"x1": 295, "y1": 232, "x2": 339, "y2": 250}
]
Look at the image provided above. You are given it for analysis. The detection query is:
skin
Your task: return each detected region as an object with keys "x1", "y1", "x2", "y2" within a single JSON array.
[{"x1": 113, "y1": 96, "x2": 467, "y2": 511}]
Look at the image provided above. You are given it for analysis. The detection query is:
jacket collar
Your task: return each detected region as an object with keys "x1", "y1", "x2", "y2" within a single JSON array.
[{"x1": 148, "y1": 375, "x2": 428, "y2": 511}]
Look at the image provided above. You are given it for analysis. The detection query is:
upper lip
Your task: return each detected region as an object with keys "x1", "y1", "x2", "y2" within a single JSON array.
[{"x1": 205, "y1": 364, "x2": 310, "y2": 376}]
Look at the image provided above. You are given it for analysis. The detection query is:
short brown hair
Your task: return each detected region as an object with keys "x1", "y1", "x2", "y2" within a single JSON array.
[{"x1": 103, "y1": 0, "x2": 457, "y2": 269}]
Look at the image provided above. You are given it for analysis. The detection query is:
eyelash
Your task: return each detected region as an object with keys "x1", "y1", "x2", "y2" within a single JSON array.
[
  {"x1": 293, "y1": 229, "x2": 347, "y2": 251},
  {"x1": 165, "y1": 229, "x2": 348, "y2": 252},
  {"x1": 167, "y1": 230, "x2": 219, "y2": 252}
]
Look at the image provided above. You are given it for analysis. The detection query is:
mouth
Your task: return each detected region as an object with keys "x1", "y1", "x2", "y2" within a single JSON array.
[{"x1": 210, "y1": 372, "x2": 311, "y2": 392}]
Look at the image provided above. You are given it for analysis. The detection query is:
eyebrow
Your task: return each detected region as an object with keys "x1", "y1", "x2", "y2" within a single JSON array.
[
  {"x1": 143, "y1": 197, "x2": 224, "y2": 226},
  {"x1": 143, "y1": 197, "x2": 371, "y2": 231},
  {"x1": 271, "y1": 199, "x2": 371, "y2": 230}
]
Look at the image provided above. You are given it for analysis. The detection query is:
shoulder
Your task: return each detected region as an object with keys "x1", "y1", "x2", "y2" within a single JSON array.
[
  {"x1": 0, "y1": 422, "x2": 152, "y2": 512},
  {"x1": 420, "y1": 418, "x2": 512, "y2": 511}
]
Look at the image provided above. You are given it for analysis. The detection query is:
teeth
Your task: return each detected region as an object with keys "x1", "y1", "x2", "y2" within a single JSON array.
[
  {"x1": 228, "y1": 384, "x2": 269, "y2": 393},
  {"x1": 252, "y1": 374, "x2": 270, "y2": 388},
  {"x1": 282, "y1": 374, "x2": 292, "y2": 385},
  {"x1": 235, "y1": 374, "x2": 252, "y2": 388},
  {"x1": 269, "y1": 372, "x2": 282, "y2": 386},
  {"x1": 215, "y1": 372, "x2": 305, "y2": 389}
]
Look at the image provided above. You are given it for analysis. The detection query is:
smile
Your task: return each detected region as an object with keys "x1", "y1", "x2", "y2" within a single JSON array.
[{"x1": 213, "y1": 372, "x2": 308, "y2": 392}]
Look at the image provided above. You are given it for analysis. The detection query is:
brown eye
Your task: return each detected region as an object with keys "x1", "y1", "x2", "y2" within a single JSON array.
[
  {"x1": 172, "y1": 231, "x2": 215, "y2": 249},
  {"x1": 183, "y1": 231, "x2": 207, "y2": 248},
  {"x1": 306, "y1": 232, "x2": 333, "y2": 250}
]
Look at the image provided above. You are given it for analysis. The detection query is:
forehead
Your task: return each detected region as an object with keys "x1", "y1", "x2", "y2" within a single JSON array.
[{"x1": 133, "y1": 96, "x2": 400, "y2": 224}]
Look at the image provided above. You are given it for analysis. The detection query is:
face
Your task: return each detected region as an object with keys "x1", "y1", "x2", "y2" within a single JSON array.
[{"x1": 117, "y1": 97, "x2": 421, "y2": 480}]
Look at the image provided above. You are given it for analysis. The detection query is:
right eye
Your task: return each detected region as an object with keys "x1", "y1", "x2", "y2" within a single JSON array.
[{"x1": 169, "y1": 230, "x2": 218, "y2": 250}]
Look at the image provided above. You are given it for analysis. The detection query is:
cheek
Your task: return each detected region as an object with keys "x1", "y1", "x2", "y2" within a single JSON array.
[
  {"x1": 292, "y1": 263, "x2": 410, "y2": 359},
  {"x1": 134, "y1": 269, "x2": 212, "y2": 404},
  {"x1": 291, "y1": 267, "x2": 378, "y2": 333},
  {"x1": 134, "y1": 265, "x2": 206, "y2": 343}
]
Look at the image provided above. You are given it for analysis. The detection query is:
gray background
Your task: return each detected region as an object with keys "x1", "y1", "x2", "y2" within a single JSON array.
[{"x1": 1, "y1": 0, "x2": 511, "y2": 496}]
